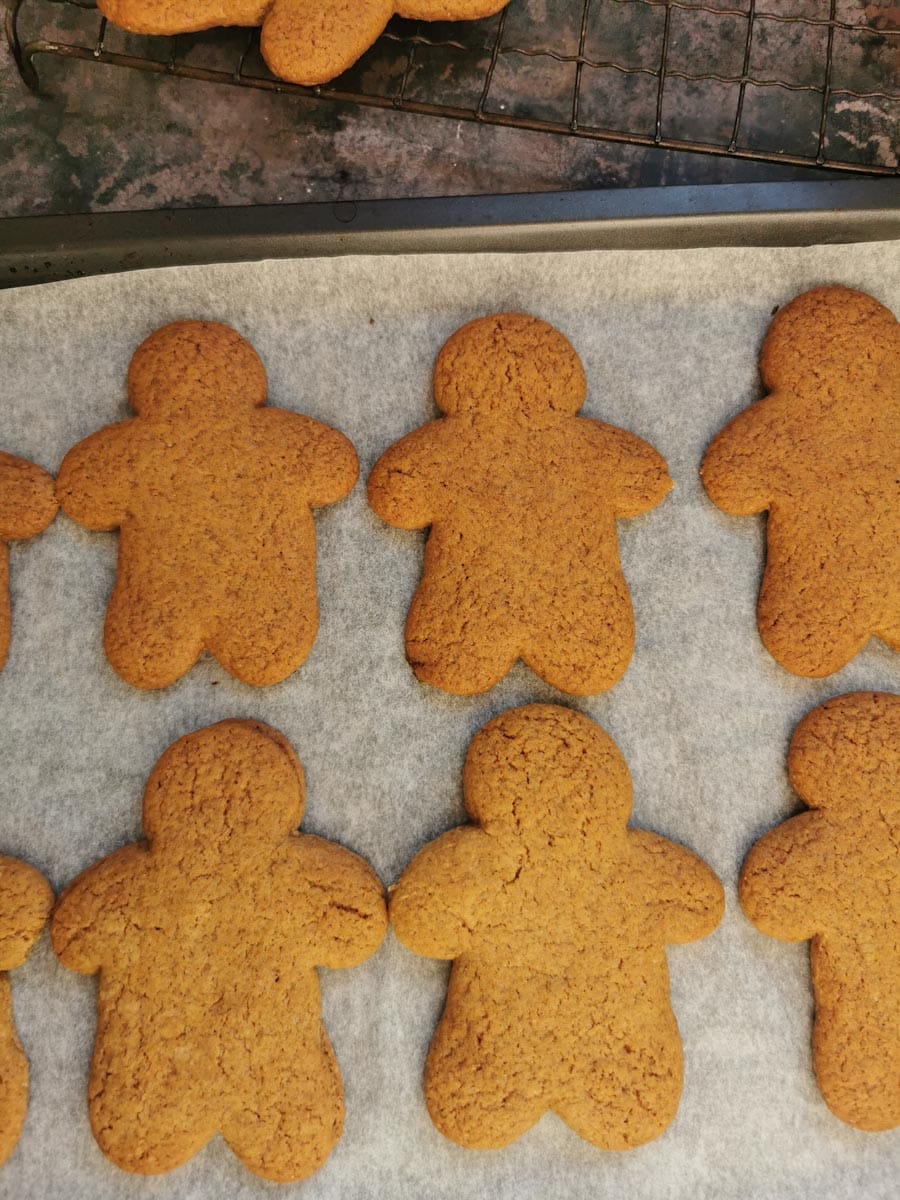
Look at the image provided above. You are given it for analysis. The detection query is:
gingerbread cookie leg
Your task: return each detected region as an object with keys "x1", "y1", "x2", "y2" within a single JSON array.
[
  {"x1": 523, "y1": 575, "x2": 634, "y2": 695},
  {"x1": 406, "y1": 557, "x2": 517, "y2": 695},
  {"x1": 425, "y1": 984, "x2": 545, "y2": 1149},
  {"x1": 103, "y1": 575, "x2": 205, "y2": 690},
  {"x1": 205, "y1": 572, "x2": 318, "y2": 688},
  {"x1": 0, "y1": 978, "x2": 27, "y2": 1167},
  {"x1": 220, "y1": 1040, "x2": 344, "y2": 1182},
  {"x1": 757, "y1": 528, "x2": 875, "y2": 676},
  {"x1": 553, "y1": 1028, "x2": 682, "y2": 1150},
  {"x1": 811, "y1": 939, "x2": 900, "y2": 1131},
  {"x1": 89, "y1": 1025, "x2": 217, "y2": 1173}
]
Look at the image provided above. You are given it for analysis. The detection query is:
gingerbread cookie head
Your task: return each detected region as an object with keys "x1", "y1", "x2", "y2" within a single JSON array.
[
  {"x1": 760, "y1": 286, "x2": 898, "y2": 396},
  {"x1": 463, "y1": 705, "x2": 632, "y2": 848},
  {"x1": 787, "y1": 691, "x2": 900, "y2": 818},
  {"x1": 127, "y1": 320, "x2": 268, "y2": 419},
  {"x1": 142, "y1": 720, "x2": 304, "y2": 853},
  {"x1": 433, "y1": 314, "x2": 587, "y2": 421}
]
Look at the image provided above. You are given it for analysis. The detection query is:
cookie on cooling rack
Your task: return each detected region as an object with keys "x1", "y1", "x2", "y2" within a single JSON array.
[{"x1": 95, "y1": 0, "x2": 511, "y2": 86}]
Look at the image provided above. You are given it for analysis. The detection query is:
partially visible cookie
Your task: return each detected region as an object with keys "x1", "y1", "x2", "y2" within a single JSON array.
[
  {"x1": 0, "y1": 452, "x2": 57, "y2": 673},
  {"x1": 0, "y1": 855, "x2": 54, "y2": 1166},
  {"x1": 57, "y1": 320, "x2": 358, "y2": 690},
  {"x1": 701, "y1": 286, "x2": 899, "y2": 676},
  {"x1": 390, "y1": 703, "x2": 724, "y2": 1150},
  {"x1": 740, "y1": 691, "x2": 900, "y2": 1132},
  {"x1": 94, "y1": 0, "x2": 510, "y2": 85},
  {"x1": 51, "y1": 719, "x2": 387, "y2": 1181},
  {"x1": 368, "y1": 313, "x2": 672, "y2": 696}
]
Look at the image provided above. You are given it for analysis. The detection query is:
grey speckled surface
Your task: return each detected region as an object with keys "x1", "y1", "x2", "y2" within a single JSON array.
[{"x1": 8, "y1": 0, "x2": 894, "y2": 219}]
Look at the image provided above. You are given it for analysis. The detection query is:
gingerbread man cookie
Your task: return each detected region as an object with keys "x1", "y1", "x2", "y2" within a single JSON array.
[
  {"x1": 95, "y1": 0, "x2": 510, "y2": 86},
  {"x1": 701, "y1": 286, "x2": 899, "y2": 677},
  {"x1": 390, "y1": 704, "x2": 724, "y2": 1150},
  {"x1": 740, "y1": 691, "x2": 900, "y2": 1132},
  {"x1": 0, "y1": 452, "x2": 57, "y2": 673},
  {"x1": 51, "y1": 720, "x2": 387, "y2": 1181},
  {"x1": 57, "y1": 320, "x2": 358, "y2": 690},
  {"x1": 0, "y1": 855, "x2": 53, "y2": 1167},
  {"x1": 368, "y1": 313, "x2": 672, "y2": 696}
]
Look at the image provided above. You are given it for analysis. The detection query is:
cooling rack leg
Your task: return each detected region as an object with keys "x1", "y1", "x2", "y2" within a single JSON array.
[{"x1": 5, "y1": 0, "x2": 42, "y2": 91}]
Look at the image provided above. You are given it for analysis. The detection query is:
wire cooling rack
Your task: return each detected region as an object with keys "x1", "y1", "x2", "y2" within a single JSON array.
[{"x1": 7, "y1": 0, "x2": 900, "y2": 174}]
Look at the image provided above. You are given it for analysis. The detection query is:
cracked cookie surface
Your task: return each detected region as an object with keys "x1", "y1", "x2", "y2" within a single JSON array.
[
  {"x1": 701, "y1": 286, "x2": 900, "y2": 677},
  {"x1": 368, "y1": 313, "x2": 672, "y2": 696},
  {"x1": 740, "y1": 691, "x2": 900, "y2": 1132},
  {"x1": 57, "y1": 320, "x2": 358, "y2": 690},
  {"x1": 390, "y1": 703, "x2": 724, "y2": 1150},
  {"x1": 51, "y1": 719, "x2": 387, "y2": 1181},
  {"x1": 0, "y1": 855, "x2": 53, "y2": 1166}
]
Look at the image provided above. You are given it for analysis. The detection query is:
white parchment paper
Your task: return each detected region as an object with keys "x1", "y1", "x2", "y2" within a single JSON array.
[{"x1": 0, "y1": 241, "x2": 898, "y2": 1200}]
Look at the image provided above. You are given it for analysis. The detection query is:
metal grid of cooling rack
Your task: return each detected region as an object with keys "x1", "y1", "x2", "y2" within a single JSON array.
[{"x1": 7, "y1": 0, "x2": 900, "y2": 174}]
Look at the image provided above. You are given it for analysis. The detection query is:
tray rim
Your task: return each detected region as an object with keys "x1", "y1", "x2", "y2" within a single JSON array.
[{"x1": 1, "y1": 180, "x2": 898, "y2": 290}]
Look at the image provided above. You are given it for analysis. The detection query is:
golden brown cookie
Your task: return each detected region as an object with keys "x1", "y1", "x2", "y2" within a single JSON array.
[
  {"x1": 701, "y1": 286, "x2": 900, "y2": 677},
  {"x1": 368, "y1": 313, "x2": 672, "y2": 696},
  {"x1": 0, "y1": 855, "x2": 54, "y2": 1167},
  {"x1": 51, "y1": 719, "x2": 387, "y2": 1181},
  {"x1": 95, "y1": 0, "x2": 510, "y2": 86},
  {"x1": 390, "y1": 703, "x2": 724, "y2": 1150},
  {"x1": 740, "y1": 691, "x2": 900, "y2": 1133},
  {"x1": 0, "y1": 452, "x2": 57, "y2": 673},
  {"x1": 56, "y1": 320, "x2": 358, "y2": 690}
]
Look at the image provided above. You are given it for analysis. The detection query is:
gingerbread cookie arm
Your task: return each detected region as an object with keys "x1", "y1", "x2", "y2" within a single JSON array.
[
  {"x1": 0, "y1": 453, "x2": 57, "y2": 542},
  {"x1": 629, "y1": 831, "x2": 724, "y2": 944},
  {"x1": 367, "y1": 422, "x2": 445, "y2": 531},
  {"x1": 0, "y1": 857, "x2": 53, "y2": 972},
  {"x1": 700, "y1": 394, "x2": 795, "y2": 516},
  {"x1": 56, "y1": 421, "x2": 135, "y2": 532},
  {"x1": 582, "y1": 421, "x2": 673, "y2": 518},
  {"x1": 390, "y1": 827, "x2": 499, "y2": 960},
  {"x1": 51, "y1": 844, "x2": 146, "y2": 975},
  {"x1": 739, "y1": 812, "x2": 826, "y2": 942},
  {"x1": 259, "y1": 409, "x2": 359, "y2": 507},
  {"x1": 288, "y1": 835, "x2": 387, "y2": 969}
]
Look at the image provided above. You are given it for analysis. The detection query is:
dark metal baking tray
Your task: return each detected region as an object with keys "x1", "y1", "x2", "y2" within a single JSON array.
[{"x1": 1, "y1": 180, "x2": 898, "y2": 289}]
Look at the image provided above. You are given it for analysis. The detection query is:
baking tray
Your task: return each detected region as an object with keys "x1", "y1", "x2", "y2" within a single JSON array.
[
  {"x1": 0, "y1": 178, "x2": 897, "y2": 1200},
  {"x1": 1, "y1": 180, "x2": 899, "y2": 289}
]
